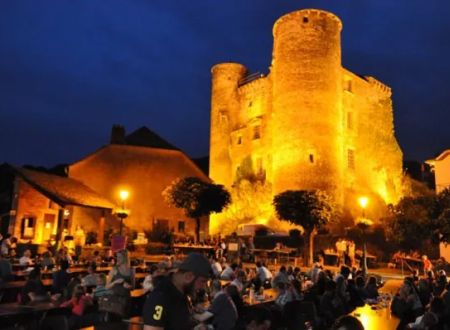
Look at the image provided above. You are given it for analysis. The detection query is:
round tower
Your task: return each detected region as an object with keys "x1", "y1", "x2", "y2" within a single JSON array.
[
  {"x1": 271, "y1": 9, "x2": 344, "y2": 201},
  {"x1": 209, "y1": 63, "x2": 247, "y2": 187}
]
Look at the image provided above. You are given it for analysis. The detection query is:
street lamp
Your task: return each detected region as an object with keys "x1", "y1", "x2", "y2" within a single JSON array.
[
  {"x1": 117, "y1": 190, "x2": 129, "y2": 236},
  {"x1": 357, "y1": 196, "x2": 371, "y2": 277}
]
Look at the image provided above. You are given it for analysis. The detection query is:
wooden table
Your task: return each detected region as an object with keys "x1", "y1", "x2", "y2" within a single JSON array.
[{"x1": 353, "y1": 279, "x2": 401, "y2": 330}]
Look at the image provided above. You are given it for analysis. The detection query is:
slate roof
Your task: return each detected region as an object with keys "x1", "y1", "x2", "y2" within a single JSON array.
[
  {"x1": 124, "y1": 126, "x2": 178, "y2": 150},
  {"x1": 13, "y1": 167, "x2": 116, "y2": 210}
]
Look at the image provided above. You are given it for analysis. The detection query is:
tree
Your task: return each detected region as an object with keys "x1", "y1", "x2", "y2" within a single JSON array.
[
  {"x1": 386, "y1": 195, "x2": 437, "y2": 251},
  {"x1": 163, "y1": 177, "x2": 231, "y2": 243},
  {"x1": 273, "y1": 190, "x2": 333, "y2": 266}
]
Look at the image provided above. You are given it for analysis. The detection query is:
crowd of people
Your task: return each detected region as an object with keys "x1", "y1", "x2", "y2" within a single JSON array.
[
  {"x1": 2, "y1": 233, "x2": 450, "y2": 330},
  {"x1": 391, "y1": 270, "x2": 450, "y2": 329}
]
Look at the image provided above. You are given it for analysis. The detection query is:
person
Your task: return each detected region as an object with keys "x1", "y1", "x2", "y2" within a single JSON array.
[
  {"x1": 271, "y1": 265, "x2": 289, "y2": 288},
  {"x1": 422, "y1": 255, "x2": 433, "y2": 275},
  {"x1": 245, "y1": 306, "x2": 271, "y2": 330},
  {"x1": 81, "y1": 262, "x2": 98, "y2": 287},
  {"x1": 93, "y1": 273, "x2": 109, "y2": 298},
  {"x1": 0, "y1": 253, "x2": 13, "y2": 282},
  {"x1": 230, "y1": 269, "x2": 247, "y2": 293},
  {"x1": 364, "y1": 276, "x2": 379, "y2": 299},
  {"x1": 208, "y1": 280, "x2": 238, "y2": 330},
  {"x1": 331, "y1": 315, "x2": 364, "y2": 330},
  {"x1": 1, "y1": 234, "x2": 12, "y2": 256},
  {"x1": 106, "y1": 249, "x2": 135, "y2": 291},
  {"x1": 40, "y1": 250, "x2": 56, "y2": 270},
  {"x1": 142, "y1": 252, "x2": 211, "y2": 330},
  {"x1": 221, "y1": 262, "x2": 238, "y2": 280},
  {"x1": 21, "y1": 267, "x2": 49, "y2": 304},
  {"x1": 52, "y1": 259, "x2": 71, "y2": 295},
  {"x1": 274, "y1": 282, "x2": 290, "y2": 308},
  {"x1": 211, "y1": 257, "x2": 222, "y2": 278},
  {"x1": 256, "y1": 262, "x2": 272, "y2": 283},
  {"x1": 310, "y1": 261, "x2": 323, "y2": 284},
  {"x1": 19, "y1": 249, "x2": 33, "y2": 266},
  {"x1": 60, "y1": 284, "x2": 93, "y2": 329}
]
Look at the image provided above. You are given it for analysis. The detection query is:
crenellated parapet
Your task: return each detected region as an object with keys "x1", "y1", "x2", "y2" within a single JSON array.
[
  {"x1": 273, "y1": 9, "x2": 342, "y2": 38},
  {"x1": 364, "y1": 76, "x2": 392, "y2": 97}
]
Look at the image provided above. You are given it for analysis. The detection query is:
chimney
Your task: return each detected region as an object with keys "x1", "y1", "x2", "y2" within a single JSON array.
[{"x1": 110, "y1": 125, "x2": 126, "y2": 144}]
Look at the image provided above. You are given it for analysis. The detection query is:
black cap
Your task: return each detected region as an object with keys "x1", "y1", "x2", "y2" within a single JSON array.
[{"x1": 178, "y1": 253, "x2": 211, "y2": 278}]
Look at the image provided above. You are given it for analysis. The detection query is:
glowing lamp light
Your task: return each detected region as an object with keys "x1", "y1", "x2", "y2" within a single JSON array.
[
  {"x1": 358, "y1": 196, "x2": 369, "y2": 209},
  {"x1": 119, "y1": 190, "x2": 129, "y2": 202}
]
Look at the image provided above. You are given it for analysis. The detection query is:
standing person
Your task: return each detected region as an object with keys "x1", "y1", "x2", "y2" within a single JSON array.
[
  {"x1": 52, "y1": 259, "x2": 71, "y2": 295},
  {"x1": 142, "y1": 253, "x2": 211, "y2": 330},
  {"x1": 106, "y1": 249, "x2": 135, "y2": 291},
  {"x1": 423, "y1": 255, "x2": 433, "y2": 275}
]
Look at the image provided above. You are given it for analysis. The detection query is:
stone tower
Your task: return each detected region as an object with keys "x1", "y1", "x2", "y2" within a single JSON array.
[
  {"x1": 210, "y1": 63, "x2": 247, "y2": 188},
  {"x1": 209, "y1": 9, "x2": 404, "y2": 234},
  {"x1": 271, "y1": 9, "x2": 344, "y2": 203}
]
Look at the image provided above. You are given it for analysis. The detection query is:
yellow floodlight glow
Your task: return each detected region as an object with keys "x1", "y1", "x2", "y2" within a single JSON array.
[
  {"x1": 358, "y1": 196, "x2": 369, "y2": 209},
  {"x1": 119, "y1": 190, "x2": 129, "y2": 202}
]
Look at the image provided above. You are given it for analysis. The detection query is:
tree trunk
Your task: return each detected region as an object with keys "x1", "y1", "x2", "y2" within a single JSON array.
[
  {"x1": 303, "y1": 229, "x2": 317, "y2": 267},
  {"x1": 195, "y1": 218, "x2": 201, "y2": 244}
]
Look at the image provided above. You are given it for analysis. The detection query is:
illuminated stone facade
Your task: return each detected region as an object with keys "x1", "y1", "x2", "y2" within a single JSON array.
[{"x1": 209, "y1": 9, "x2": 404, "y2": 234}]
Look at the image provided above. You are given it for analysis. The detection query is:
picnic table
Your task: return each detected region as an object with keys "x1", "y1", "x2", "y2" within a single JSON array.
[{"x1": 353, "y1": 279, "x2": 401, "y2": 330}]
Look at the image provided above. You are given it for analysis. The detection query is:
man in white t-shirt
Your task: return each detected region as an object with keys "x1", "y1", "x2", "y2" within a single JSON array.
[
  {"x1": 19, "y1": 249, "x2": 33, "y2": 266},
  {"x1": 256, "y1": 262, "x2": 273, "y2": 282}
]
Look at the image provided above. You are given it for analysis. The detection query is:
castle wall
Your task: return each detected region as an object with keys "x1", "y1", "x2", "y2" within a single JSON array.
[{"x1": 209, "y1": 8, "x2": 404, "y2": 233}]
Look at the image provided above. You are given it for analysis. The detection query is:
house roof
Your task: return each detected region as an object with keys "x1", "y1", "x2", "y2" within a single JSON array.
[
  {"x1": 13, "y1": 167, "x2": 116, "y2": 210},
  {"x1": 124, "y1": 126, "x2": 178, "y2": 150},
  {"x1": 70, "y1": 144, "x2": 210, "y2": 182},
  {"x1": 426, "y1": 149, "x2": 450, "y2": 166}
]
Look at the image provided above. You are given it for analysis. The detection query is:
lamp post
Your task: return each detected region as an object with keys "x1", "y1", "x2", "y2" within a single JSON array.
[
  {"x1": 357, "y1": 196, "x2": 370, "y2": 277},
  {"x1": 117, "y1": 190, "x2": 129, "y2": 236}
]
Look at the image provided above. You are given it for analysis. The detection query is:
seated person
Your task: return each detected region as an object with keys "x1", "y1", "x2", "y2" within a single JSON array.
[
  {"x1": 21, "y1": 267, "x2": 50, "y2": 304},
  {"x1": 52, "y1": 259, "x2": 71, "y2": 294},
  {"x1": 274, "y1": 282, "x2": 291, "y2": 308},
  {"x1": 93, "y1": 273, "x2": 109, "y2": 298},
  {"x1": 221, "y1": 263, "x2": 238, "y2": 280},
  {"x1": 244, "y1": 306, "x2": 272, "y2": 330},
  {"x1": 0, "y1": 254, "x2": 13, "y2": 282},
  {"x1": 365, "y1": 276, "x2": 379, "y2": 299},
  {"x1": 208, "y1": 281, "x2": 238, "y2": 330},
  {"x1": 60, "y1": 284, "x2": 93, "y2": 329},
  {"x1": 19, "y1": 249, "x2": 33, "y2": 266},
  {"x1": 40, "y1": 251, "x2": 55, "y2": 270},
  {"x1": 81, "y1": 262, "x2": 98, "y2": 287}
]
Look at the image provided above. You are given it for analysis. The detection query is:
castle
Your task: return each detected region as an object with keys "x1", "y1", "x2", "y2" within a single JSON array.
[{"x1": 209, "y1": 9, "x2": 404, "y2": 234}]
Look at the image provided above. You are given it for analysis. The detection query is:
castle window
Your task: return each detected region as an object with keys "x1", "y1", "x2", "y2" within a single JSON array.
[
  {"x1": 344, "y1": 79, "x2": 353, "y2": 92},
  {"x1": 237, "y1": 136, "x2": 242, "y2": 145},
  {"x1": 303, "y1": 16, "x2": 309, "y2": 23},
  {"x1": 256, "y1": 157, "x2": 264, "y2": 174},
  {"x1": 309, "y1": 154, "x2": 314, "y2": 163},
  {"x1": 253, "y1": 125, "x2": 261, "y2": 140},
  {"x1": 178, "y1": 221, "x2": 185, "y2": 233},
  {"x1": 347, "y1": 112, "x2": 353, "y2": 130},
  {"x1": 347, "y1": 149, "x2": 355, "y2": 170}
]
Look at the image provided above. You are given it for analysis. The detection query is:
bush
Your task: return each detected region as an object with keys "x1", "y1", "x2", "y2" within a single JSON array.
[
  {"x1": 255, "y1": 228, "x2": 268, "y2": 236},
  {"x1": 289, "y1": 229, "x2": 301, "y2": 237},
  {"x1": 86, "y1": 231, "x2": 97, "y2": 245}
]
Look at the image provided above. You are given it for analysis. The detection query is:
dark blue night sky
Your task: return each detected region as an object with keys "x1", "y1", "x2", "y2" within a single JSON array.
[{"x1": 1, "y1": 0, "x2": 449, "y2": 167}]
